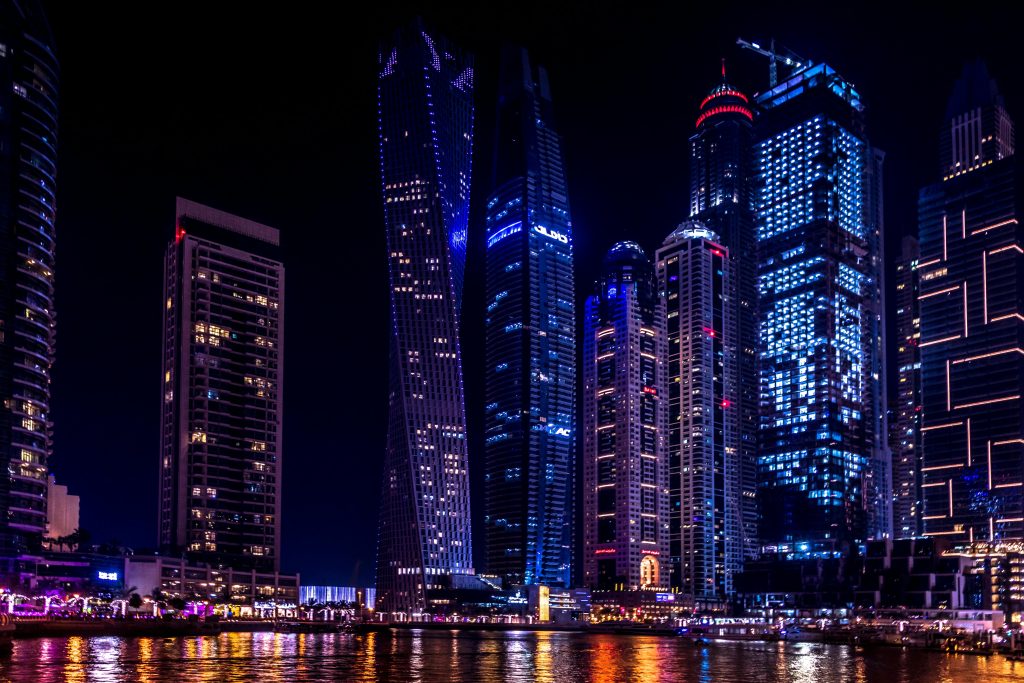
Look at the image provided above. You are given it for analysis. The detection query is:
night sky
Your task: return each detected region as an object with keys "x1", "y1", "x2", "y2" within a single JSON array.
[{"x1": 40, "y1": 2, "x2": 1022, "y2": 586}]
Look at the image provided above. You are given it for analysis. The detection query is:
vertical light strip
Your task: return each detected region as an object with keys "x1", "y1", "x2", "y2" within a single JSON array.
[
  {"x1": 943, "y1": 214, "x2": 948, "y2": 260},
  {"x1": 963, "y1": 283, "x2": 968, "y2": 337},
  {"x1": 990, "y1": 517, "x2": 995, "y2": 540},
  {"x1": 966, "y1": 418, "x2": 972, "y2": 466},
  {"x1": 983, "y1": 251, "x2": 988, "y2": 324},
  {"x1": 962, "y1": 208, "x2": 967, "y2": 239},
  {"x1": 988, "y1": 440, "x2": 993, "y2": 490},
  {"x1": 948, "y1": 480, "x2": 954, "y2": 516},
  {"x1": 946, "y1": 360, "x2": 952, "y2": 411}
]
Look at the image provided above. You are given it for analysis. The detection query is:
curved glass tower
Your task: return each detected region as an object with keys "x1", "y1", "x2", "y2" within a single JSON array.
[
  {"x1": 0, "y1": 0, "x2": 59, "y2": 564},
  {"x1": 484, "y1": 47, "x2": 575, "y2": 588},
  {"x1": 375, "y1": 23, "x2": 475, "y2": 613}
]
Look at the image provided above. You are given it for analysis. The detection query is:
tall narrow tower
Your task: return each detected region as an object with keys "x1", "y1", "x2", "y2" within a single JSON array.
[
  {"x1": 754, "y1": 63, "x2": 887, "y2": 545},
  {"x1": 375, "y1": 23, "x2": 476, "y2": 613},
  {"x1": 688, "y1": 65, "x2": 759, "y2": 566},
  {"x1": 892, "y1": 236, "x2": 922, "y2": 538},
  {"x1": 159, "y1": 199, "x2": 284, "y2": 571},
  {"x1": 657, "y1": 223, "x2": 742, "y2": 600},
  {"x1": 918, "y1": 61, "x2": 1022, "y2": 543},
  {"x1": 582, "y1": 243, "x2": 669, "y2": 591},
  {"x1": 484, "y1": 47, "x2": 575, "y2": 588},
  {"x1": 0, "y1": 0, "x2": 59, "y2": 569}
]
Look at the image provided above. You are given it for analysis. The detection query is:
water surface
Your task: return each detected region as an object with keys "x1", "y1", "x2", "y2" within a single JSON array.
[{"x1": 2, "y1": 630, "x2": 1022, "y2": 682}]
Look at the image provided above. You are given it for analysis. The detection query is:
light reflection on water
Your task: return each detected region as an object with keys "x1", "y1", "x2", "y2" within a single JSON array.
[{"x1": 0, "y1": 631, "x2": 1022, "y2": 682}]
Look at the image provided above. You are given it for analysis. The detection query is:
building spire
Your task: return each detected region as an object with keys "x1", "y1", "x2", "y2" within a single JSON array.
[{"x1": 721, "y1": 57, "x2": 727, "y2": 80}]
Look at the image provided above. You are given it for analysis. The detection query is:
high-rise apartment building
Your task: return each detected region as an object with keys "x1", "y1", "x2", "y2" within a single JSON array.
[
  {"x1": 892, "y1": 237, "x2": 922, "y2": 538},
  {"x1": 0, "y1": 0, "x2": 58, "y2": 567},
  {"x1": 375, "y1": 24, "x2": 476, "y2": 613},
  {"x1": 918, "y1": 62, "x2": 1022, "y2": 543},
  {"x1": 159, "y1": 198, "x2": 284, "y2": 572},
  {"x1": 688, "y1": 67, "x2": 759, "y2": 565},
  {"x1": 657, "y1": 223, "x2": 742, "y2": 599},
  {"x1": 754, "y1": 63, "x2": 887, "y2": 545},
  {"x1": 483, "y1": 47, "x2": 576, "y2": 588},
  {"x1": 582, "y1": 243, "x2": 669, "y2": 591}
]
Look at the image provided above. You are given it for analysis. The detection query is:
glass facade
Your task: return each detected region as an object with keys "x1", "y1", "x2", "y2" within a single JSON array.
[
  {"x1": 892, "y1": 237, "x2": 922, "y2": 538},
  {"x1": 919, "y1": 63, "x2": 1021, "y2": 543},
  {"x1": 159, "y1": 199, "x2": 284, "y2": 572},
  {"x1": 688, "y1": 73, "x2": 759, "y2": 574},
  {"x1": 657, "y1": 224, "x2": 741, "y2": 599},
  {"x1": 0, "y1": 1, "x2": 58, "y2": 563},
  {"x1": 376, "y1": 24, "x2": 476, "y2": 613},
  {"x1": 754, "y1": 63, "x2": 887, "y2": 545},
  {"x1": 484, "y1": 48, "x2": 575, "y2": 588},
  {"x1": 582, "y1": 243, "x2": 670, "y2": 591}
]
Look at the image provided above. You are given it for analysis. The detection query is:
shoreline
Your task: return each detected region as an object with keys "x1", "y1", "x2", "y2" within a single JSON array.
[{"x1": 11, "y1": 619, "x2": 278, "y2": 639}]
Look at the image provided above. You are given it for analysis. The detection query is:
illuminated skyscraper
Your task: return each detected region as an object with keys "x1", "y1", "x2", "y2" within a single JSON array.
[
  {"x1": 483, "y1": 47, "x2": 575, "y2": 588},
  {"x1": 657, "y1": 223, "x2": 742, "y2": 600},
  {"x1": 375, "y1": 24, "x2": 475, "y2": 612},
  {"x1": 918, "y1": 62, "x2": 1022, "y2": 543},
  {"x1": 159, "y1": 198, "x2": 284, "y2": 571},
  {"x1": 754, "y1": 63, "x2": 888, "y2": 545},
  {"x1": 582, "y1": 243, "x2": 669, "y2": 591},
  {"x1": 0, "y1": 0, "x2": 58, "y2": 568},
  {"x1": 688, "y1": 67, "x2": 759, "y2": 566},
  {"x1": 892, "y1": 237, "x2": 922, "y2": 538}
]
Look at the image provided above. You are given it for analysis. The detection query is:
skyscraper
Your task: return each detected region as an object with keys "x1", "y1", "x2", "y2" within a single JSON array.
[
  {"x1": 582, "y1": 243, "x2": 669, "y2": 591},
  {"x1": 0, "y1": 0, "x2": 58, "y2": 568},
  {"x1": 918, "y1": 62, "x2": 1022, "y2": 543},
  {"x1": 892, "y1": 236, "x2": 922, "y2": 538},
  {"x1": 483, "y1": 47, "x2": 575, "y2": 588},
  {"x1": 376, "y1": 24, "x2": 475, "y2": 613},
  {"x1": 657, "y1": 223, "x2": 742, "y2": 600},
  {"x1": 688, "y1": 66, "x2": 759, "y2": 565},
  {"x1": 754, "y1": 63, "x2": 887, "y2": 546},
  {"x1": 159, "y1": 198, "x2": 284, "y2": 571}
]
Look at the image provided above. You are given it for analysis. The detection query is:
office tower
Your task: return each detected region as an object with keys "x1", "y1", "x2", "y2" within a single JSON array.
[
  {"x1": 376, "y1": 24, "x2": 475, "y2": 613},
  {"x1": 754, "y1": 63, "x2": 887, "y2": 545},
  {"x1": 0, "y1": 1, "x2": 58, "y2": 567},
  {"x1": 483, "y1": 47, "x2": 575, "y2": 588},
  {"x1": 657, "y1": 223, "x2": 742, "y2": 599},
  {"x1": 688, "y1": 66, "x2": 759, "y2": 563},
  {"x1": 918, "y1": 61, "x2": 1022, "y2": 543},
  {"x1": 892, "y1": 237, "x2": 922, "y2": 538},
  {"x1": 159, "y1": 198, "x2": 284, "y2": 571},
  {"x1": 582, "y1": 243, "x2": 669, "y2": 591}
]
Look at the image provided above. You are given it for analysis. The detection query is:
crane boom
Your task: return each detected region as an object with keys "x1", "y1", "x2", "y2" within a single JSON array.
[{"x1": 736, "y1": 37, "x2": 806, "y2": 88}]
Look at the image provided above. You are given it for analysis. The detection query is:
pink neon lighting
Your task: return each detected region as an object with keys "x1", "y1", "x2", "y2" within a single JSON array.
[
  {"x1": 699, "y1": 90, "x2": 750, "y2": 110},
  {"x1": 695, "y1": 104, "x2": 753, "y2": 128}
]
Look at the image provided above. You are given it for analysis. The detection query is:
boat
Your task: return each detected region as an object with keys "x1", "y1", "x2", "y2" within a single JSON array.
[{"x1": 273, "y1": 621, "x2": 340, "y2": 634}]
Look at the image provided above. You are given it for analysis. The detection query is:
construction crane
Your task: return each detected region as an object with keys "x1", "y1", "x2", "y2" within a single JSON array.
[{"x1": 736, "y1": 38, "x2": 806, "y2": 88}]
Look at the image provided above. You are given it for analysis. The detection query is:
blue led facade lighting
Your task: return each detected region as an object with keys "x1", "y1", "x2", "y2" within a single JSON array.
[
  {"x1": 484, "y1": 48, "x2": 576, "y2": 588},
  {"x1": 754, "y1": 63, "x2": 889, "y2": 544},
  {"x1": 376, "y1": 23, "x2": 476, "y2": 613}
]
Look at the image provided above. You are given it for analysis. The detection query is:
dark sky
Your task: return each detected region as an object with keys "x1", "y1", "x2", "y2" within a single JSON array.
[{"x1": 40, "y1": 1, "x2": 1022, "y2": 586}]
